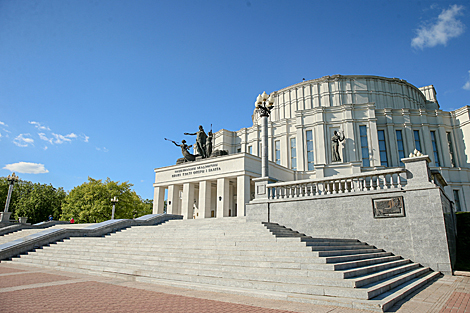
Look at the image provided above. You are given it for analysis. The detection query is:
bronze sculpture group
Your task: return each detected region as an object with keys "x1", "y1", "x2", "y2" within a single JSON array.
[
  {"x1": 168, "y1": 126, "x2": 346, "y2": 164},
  {"x1": 166, "y1": 125, "x2": 222, "y2": 164}
]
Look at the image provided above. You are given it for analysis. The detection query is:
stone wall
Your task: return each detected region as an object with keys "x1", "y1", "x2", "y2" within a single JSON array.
[{"x1": 246, "y1": 156, "x2": 457, "y2": 274}]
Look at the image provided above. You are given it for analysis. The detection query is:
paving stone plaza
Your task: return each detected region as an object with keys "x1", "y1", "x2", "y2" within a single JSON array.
[{"x1": 1, "y1": 74, "x2": 470, "y2": 312}]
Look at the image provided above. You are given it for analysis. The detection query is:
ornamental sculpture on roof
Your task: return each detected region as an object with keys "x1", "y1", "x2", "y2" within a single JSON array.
[
  {"x1": 166, "y1": 125, "x2": 227, "y2": 164},
  {"x1": 409, "y1": 149, "x2": 424, "y2": 158}
]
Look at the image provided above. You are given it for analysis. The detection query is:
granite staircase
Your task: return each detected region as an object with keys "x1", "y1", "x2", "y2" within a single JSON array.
[{"x1": 5, "y1": 218, "x2": 439, "y2": 312}]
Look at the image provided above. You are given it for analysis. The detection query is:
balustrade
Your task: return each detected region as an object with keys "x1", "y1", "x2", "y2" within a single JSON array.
[{"x1": 267, "y1": 168, "x2": 406, "y2": 200}]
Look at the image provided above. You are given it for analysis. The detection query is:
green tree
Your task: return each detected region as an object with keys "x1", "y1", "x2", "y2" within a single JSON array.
[
  {"x1": 14, "y1": 183, "x2": 66, "y2": 224},
  {"x1": 61, "y1": 177, "x2": 152, "y2": 223},
  {"x1": 1, "y1": 177, "x2": 65, "y2": 223},
  {"x1": 0, "y1": 177, "x2": 34, "y2": 218}
]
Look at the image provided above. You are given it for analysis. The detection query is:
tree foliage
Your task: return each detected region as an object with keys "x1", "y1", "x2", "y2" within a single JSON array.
[
  {"x1": 15, "y1": 183, "x2": 66, "y2": 223},
  {"x1": 0, "y1": 178, "x2": 65, "y2": 223},
  {"x1": 61, "y1": 177, "x2": 152, "y2": 223}
]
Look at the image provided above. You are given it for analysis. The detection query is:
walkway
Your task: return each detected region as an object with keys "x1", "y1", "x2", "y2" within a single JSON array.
[{"x1": 0, "y1": 263, "x2": 468, "y2": 312}]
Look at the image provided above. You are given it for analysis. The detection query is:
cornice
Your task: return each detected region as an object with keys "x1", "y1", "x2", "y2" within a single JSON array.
[{"x1": 273, "y1": 75, "x2": 426, "y2": 103}]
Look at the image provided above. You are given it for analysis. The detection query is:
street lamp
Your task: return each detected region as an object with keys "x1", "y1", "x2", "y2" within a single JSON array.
[
  {"x1": 255, "y1": 91, "x2": 275, "y2": 178},
  {"x1": 111, "y1": 196, "x2": 118, "y2": 220},
  {"x1": 2, "y1": 172, "x2": 19, "y2": 222}
]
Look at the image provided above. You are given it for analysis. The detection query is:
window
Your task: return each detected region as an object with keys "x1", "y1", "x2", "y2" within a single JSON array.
[
  {"x1": 248, "y1": 146, "x2": 252, "y2": 154},
  {"x1": 377, "y1": 130, "x2": 388, "y2": 167},
  {"x1": 275, "y1": 140, "x2": 281, "y2": 165},
  {"x1": 447, "y1": 132, "x2": 456, "y2": 167},
  {"x1": 306, "y1": 130, "x2": 314, "y2": 170},
  {"x1": 453, "y1": 190, "x2": 462, "y2": 212},
  {"x1": 360, "y1": 126, "x2": 370, "y2": 167},
  {"x1": 396, "y1": 130, "x2": 405, "y2": 166},
  {"x1": 259, "y1": 142, "x2": 262, "y2": 157},
  {"x1": 290, "y1": 138, "x2": 297, "y2": 170},
  {"x1": 430, "y1": 131, "x2": 440, "y2": 167},
  {"x1": 414, "y1": 130, "x2": 422, "y2": 152}
]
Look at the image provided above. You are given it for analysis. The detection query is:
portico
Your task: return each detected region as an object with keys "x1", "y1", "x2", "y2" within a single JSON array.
[{"x1": 153, "y1": 153, "x2": 293, "y2": 219}]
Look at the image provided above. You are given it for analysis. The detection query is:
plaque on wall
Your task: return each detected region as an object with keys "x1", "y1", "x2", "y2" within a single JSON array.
[{"x1": 372, "y1": 196, "x2": 405, "y2": 218}]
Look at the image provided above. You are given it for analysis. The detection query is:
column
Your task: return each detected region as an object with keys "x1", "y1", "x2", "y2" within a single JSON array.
[
  {"x1": 461, "y1": 185, "x2": 470, "y2": 212},
  {"x1": 237, "y1": 175, "x2": 251, "y2": 216},
  {"x1": 217, "y1": 177, "x2": 230, "y2": 218},
  {"x1": 342, "y1": 106, "x2": 355, "y2": 163},
  {"x1": 229, "y1": 182, "x2": 234, "y2": 216},
  {"x1": 385, "y1": 109, "x2": 398, "y2": 166},
  {"x1": 181, "y1": 182, "x2": 195, "y2": 219},
  {"x1": 314, "y1": 121, "x2": 327, "y2": 164},
  {"x1": 438, "y1": 124, "x2": 451, "y2": 167},
  {"x1": 419, "y1": 111, "x2": 432, "y2": 158},
  {"x1": 167, "y1": 185, "x2": 179, "y2": 215},
  {"x1": 198, "y1": 180, "x2": 212, "y2": 219},
  {"x1": 368, "y1": 118, "x2": 380, "y2": 167},
  {"x1": 153, "y1": 186, "x2": 166, "y2": 214},
  {"x1": 403, "y1": 109, "x2": 415, "y2": 155},
  {"x1": 295, "y1": 114, "x2": 305, "y2": 171}
]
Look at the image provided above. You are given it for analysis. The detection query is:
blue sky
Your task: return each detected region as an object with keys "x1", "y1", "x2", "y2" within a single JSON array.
[{"x1": 1, "y1": 0, "x2": 469, "y2": 200}]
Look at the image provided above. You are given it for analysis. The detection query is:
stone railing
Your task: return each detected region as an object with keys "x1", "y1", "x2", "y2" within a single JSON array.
[
  {"x1": 252, "y1": 155, "x2": 441, "y2": 202},
  {"x1": 266, "y1": 168, "x2": 407, "y2": 200}
]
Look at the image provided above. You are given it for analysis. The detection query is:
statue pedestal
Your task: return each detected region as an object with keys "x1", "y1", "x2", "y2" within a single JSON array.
[{"x1": 1, "y1": 212, "x2": 12, "y2": 223}]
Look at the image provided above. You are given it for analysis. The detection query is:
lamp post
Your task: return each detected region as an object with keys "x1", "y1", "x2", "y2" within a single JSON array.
[
  {"x1": 111, "y1": 196, "x2": 118, "y2": 220},
  {"x1": 255, "y1": 91, "x2": 275, "y2": 178},
  {"x1": 2, "y1": 172, "x2": 19, "y2": 222}
]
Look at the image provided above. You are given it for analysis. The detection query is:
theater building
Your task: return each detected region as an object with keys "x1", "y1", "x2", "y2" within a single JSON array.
[{"x1": 153, "y1": 75, "x2": 470, "y2": 216}]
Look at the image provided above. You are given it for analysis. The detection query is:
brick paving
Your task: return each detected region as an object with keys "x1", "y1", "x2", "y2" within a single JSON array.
[
  {"x1": 0, "y1": 263, "x2": 469, "y2": 313},
  {"x1": 0, "y1": 272, "x2": 72, "y2": 288},
  {"x1": 0, "y1": 267, "x2": 24, "y2": 274},
  {"x1": 439, "y1": 292, "x2": 470, "y2": 313},
  {"x1": 0, "y1": 281, "x2": 299, "y2": 313}
]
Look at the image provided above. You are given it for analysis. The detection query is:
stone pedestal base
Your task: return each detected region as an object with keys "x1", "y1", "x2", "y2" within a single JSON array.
[{"x1": 1, "y1": 212, "x2": 12, "y2": 223}]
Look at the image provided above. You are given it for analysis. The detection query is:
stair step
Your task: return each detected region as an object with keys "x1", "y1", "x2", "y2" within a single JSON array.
[{"x1": 5, "y1": 219, "x2": 438, "y2": 312}]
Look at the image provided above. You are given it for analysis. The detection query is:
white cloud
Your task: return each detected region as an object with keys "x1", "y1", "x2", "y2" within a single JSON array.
[
  {"x1": 81, "y1": 134, "x2": 90, "y2": 142},
  {"x1": 96, "y1": 147, "x2": 109, "y2": 152},
  {"x1": 38, "y1": 133, "x2": 54, "y2": 144},
  {"x1": 3, "y1": 162, "x2": 49, "y2": 174},
  {"x1": 463, "y1": 70, "x2": 470, "y2": 90},
  {"x1": 51, "y1": 132, "x2": 77, "y2": 144},
  {"x1": 29, "y1": 121, "x2": 51, "y2": 131},
  {"x1": 13, "y1": 134, "x2": 34, "y2": 147},
  {"x1": 0, "y1": 121, "x2": 7, "y2": 127},
  {"x1": 411, "y1": 5, "x2": 465, "y2": 49}
]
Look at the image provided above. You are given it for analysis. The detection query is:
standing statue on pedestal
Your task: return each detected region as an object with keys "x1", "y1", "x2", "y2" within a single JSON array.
[
  {"x1": 206, "y1": 129, "x2": 213, "y2": 158},
  {"x1": 331, "y1": 130, "x2": 345, "y2": 162},
  {"x1": 184, "y1": 125, "x2": 207, "y2": 158}
]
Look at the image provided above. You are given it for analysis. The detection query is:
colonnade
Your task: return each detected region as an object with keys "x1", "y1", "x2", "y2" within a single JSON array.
[{"x1": 153, "y1": 175, "x2": 252, "y2": 219}]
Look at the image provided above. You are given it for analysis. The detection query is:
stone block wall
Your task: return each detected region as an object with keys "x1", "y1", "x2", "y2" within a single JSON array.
[{"x1": 247, "y1": 185, "x2": 455, "y2": 274}]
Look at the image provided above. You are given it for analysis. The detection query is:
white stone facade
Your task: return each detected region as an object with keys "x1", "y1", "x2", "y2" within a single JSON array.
[{"x1": 155, "y1": 75, "x2": 470, "y2": 215}]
